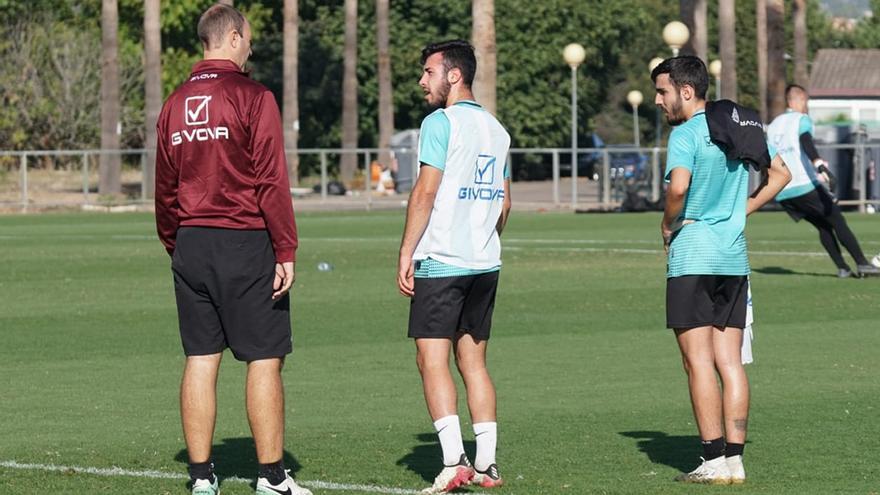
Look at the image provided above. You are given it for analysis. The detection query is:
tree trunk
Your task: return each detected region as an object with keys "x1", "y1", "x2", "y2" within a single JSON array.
[
  {"x1": 340, "y1": 0, "x2": 358, "y2": 185},
  {"x1": 100, "y1": 0, "x2": 121, "y2": 196},
  {"x1": 143, "y1": 0, "x2": 161, "y2": 199},
  {"x1": 680, "y1": 0, "x2": 707, "y2": 62},
  {"x1": 793, "y1": 0, "x2": 809, "y2": 87},
  {"x1": 217, "y1": 0, "x2": 233, "y2": 5},
  {"x1": 756, "y1": 0, "x2": 768, "y2": 122},
  {"x1": 767, "y1": 0, "x2": 787, "y2": 119},
  {"x1": 376, "y1": 0, "x2": 394, "y2": 169},
  {"x1": 718, "y1": 0, "x2": 737, "y2": 101},
  {"x1": 471, "y1": 0, "x2": 497, "y2": 114},
  {"x1": 283, "y1": 0, "x2": 300, "y2": 186}
]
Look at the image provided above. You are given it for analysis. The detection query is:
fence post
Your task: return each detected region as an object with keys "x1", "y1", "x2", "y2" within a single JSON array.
[
  {"x1": 320, "y1": 152, "x2": 328, "y2": 201},
  {"x1": 364, "y1": 151, "x2": 372, "y2": 211},
  {"x1": 141, "y1": 151, "x2": 147, "y2": 202},
  {"x1": 571, "y1": 149, "x2": 578, "y2": 210},
  {"x1": 82, "y1": 152, "x2": 90, "y2": 203},
  {"x1": 855, "y1": 128, "x2": 866, "y2": 214},
  {"x1": 20, "y1": 153, "x2": 28, "y2": 210},
  {"x1": 602, "y1": 150, "x2": 611, "y2": 205},
  {"x1": 651, "y1": 147, "x2": 660, "y2": 202},
  {"x1": 552, "y1": 150, "x2": 560, "y2": 206}
]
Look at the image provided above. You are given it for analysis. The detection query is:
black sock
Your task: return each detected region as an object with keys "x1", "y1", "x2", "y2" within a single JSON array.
[
  {"x1": 701, "y1": 437, "x2": 725, "y2": 460},
  {"x1": 259, "y1": 460, "x2": 286, "y2": 485},
  {"x1": 188, "y1": 461, "x2": 214, "y2": 482},
  {"x1": 726, "y1": 443, "x2": 745, "y2": 457}
]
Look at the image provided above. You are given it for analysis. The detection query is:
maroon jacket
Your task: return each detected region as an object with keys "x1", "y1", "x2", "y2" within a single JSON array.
[{"x1": 155, "y1": 59, "x2": 297, "y2": 262}]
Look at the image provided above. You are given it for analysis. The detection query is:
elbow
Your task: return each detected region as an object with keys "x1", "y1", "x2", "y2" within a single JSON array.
[{"x1": 667, "y1": 185, "x2": 688, "y2": 200}]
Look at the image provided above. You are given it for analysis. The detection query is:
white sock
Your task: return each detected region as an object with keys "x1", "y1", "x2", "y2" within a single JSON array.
[
  {"x1": 473, "y1": 421, "x2": 497, "y2": 471},
  {"x1": 433, "y1": 415, "x2": 465, "y2": 466}
]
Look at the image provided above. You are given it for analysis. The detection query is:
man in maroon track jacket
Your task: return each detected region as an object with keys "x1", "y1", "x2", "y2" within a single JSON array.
[{"x1": 154, "y1": 4, "x2": 309, "y2": 495}]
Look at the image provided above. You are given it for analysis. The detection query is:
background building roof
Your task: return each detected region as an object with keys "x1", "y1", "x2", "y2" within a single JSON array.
[{"x1": 810, "y1": 49, "x2": 880, "y2": 98}]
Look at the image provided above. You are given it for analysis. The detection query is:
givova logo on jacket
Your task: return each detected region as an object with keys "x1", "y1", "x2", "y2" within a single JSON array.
[
  {"x1": 458, "y1": 154, "x2": 505, "y2": 201},
  {"x1": 171, "y1": 95, "x2": 230, "y2": 146}
]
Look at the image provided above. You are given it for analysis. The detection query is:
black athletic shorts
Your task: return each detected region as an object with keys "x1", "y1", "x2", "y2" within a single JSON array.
[
  {"x1": 666, "y1": 275, "x2": 748, "y2": 329},
  {"x1": 171, "y1": 227, "x2": 292, "y2": 361},
  {"x1": 408, "y1": 271, "x2": 499, "y2": 340},
  {"x1": 779, "y1": 186, "x2": 836, "y2": 222}
]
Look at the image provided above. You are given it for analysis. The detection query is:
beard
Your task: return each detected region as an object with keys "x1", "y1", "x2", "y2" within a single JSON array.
[
  {"x1": 426, "y1": 79, "x2": 452, "y2": 110},
  {"x1": 665, "y1": 95, "x2": 686, "y2": 126}
]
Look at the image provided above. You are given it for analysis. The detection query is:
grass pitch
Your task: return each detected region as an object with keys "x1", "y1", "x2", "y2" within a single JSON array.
[{"x1": 0, "y1": 210, "x2": 878, "y2": 494}]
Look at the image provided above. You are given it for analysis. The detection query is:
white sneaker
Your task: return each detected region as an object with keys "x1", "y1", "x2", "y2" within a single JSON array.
[
  {"x1": 726, "y1": 455, "x2": 746, "y2": 484},
  {"x1": 421, "y1": 454, "x2": 475, "y2": 494},
  {"x1": 255, "y1": 470, "x2": 312, "y2": 495},
  {"x1": 191, "y1": 476, "x2": 219, "y2": 495},
  {"x1": 674, "y1": 456, "x2": 732, "y2": 484}
]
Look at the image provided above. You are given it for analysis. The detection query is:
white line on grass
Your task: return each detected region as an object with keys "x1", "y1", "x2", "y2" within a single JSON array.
[{"x1": 0, "y1": 460, "x2": 428, "y2": 495}]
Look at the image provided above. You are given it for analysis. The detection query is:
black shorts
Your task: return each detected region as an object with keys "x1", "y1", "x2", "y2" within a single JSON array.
[
  {"x1": 779, "y1": 187, "x2": 836, "y2": 222},
  {"x1": 171, "y1": 227, "x2": 292, "y2": 361},
  {"x1": 666, "y1": 275, "x2": 748, "y2": 329},
  {"x1": 408, "y1": 271, "x2": 499, "y2": 340}
]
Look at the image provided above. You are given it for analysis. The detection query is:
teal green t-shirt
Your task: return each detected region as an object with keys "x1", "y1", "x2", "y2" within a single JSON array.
[{"x1": 664, "y1": 112, "x2": 751, "y2": 278}]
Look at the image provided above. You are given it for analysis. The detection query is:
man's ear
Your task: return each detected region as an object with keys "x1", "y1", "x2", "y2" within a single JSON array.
[
  {"x1": 447, "y1": 67, "x2": 461, "y2": 85},
  {"x1": 680, "y1": 84, "x2": 694, "y2": 102},
  {"x1": 229, "y1": 30, "x2": 240, "y2": 50}
]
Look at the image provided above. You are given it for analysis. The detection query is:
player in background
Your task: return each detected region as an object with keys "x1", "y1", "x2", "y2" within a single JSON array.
[
  {"x1": 766, "y1": 84, "x2": 878, "y2": 278},
  {"x1": 652, "y1": 56, "x2": 790, "y2": 485},
  {"x1": 397, "y1": 39, "x2": 511, "y2": 494}
]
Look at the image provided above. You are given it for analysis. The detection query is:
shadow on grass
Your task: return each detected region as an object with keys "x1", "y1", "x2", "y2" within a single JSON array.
[
  {"x1": 618, "y1": 431, "x2": 700, "y2": 472},
  {"x1": 753, "y1": 266, "x2": 835, "y2": 277},
  {"x1": 396, "y1": 433, "x2": 476, "y2": 486},
  {"x1": 174, "y1": 437, "x2": 302, "y2": 489}
]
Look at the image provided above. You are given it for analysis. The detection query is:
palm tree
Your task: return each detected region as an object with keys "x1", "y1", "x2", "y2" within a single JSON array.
[
  {"x1": 793, "y1": 0, "x2": 809, "y2": 86},
  {"x1": 283, "y1": 0, "x2": 300, "y2": 186},
  {"x1": 471, "y1": 0, "x2": 496, "y2": 114},
  {"x1": 340, "y1": 0, "x2": 358, "y2": 185},
  {"x1": 143, "y1": 0, "x2": 161, "y2": 199},
  {"x1": 756, "y1": 0, "x2": 768, "y2": 122},
  {"x1": 718, "y1": 0, "x2": 737, "y2": 101},
  {"x1": 767, "y1": 0, "x2": 786, "y2": 118},
  {"x1": 100, "y1": 0, "x2": 121, "y2": 196},
  {"x1": 376, "y1": 0, "x2": 394, "y2": 170},
  {"x1": 218, "y1": 0, "x2": 233, "y2": 5},
  {"x1": 680, "y1": 0, "x2": 707, "y2": 62}
]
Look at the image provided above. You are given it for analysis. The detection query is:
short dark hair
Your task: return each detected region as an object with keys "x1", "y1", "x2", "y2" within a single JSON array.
[
  {"x1": 420, "y1": 39, "x2": 477, "y2": 87},
  {"x1": 197, "y1": 4, "x2": 246, "y2": 50},
  {"x1": 651, "y1": 56, "x2": 709, "y2": 100},
  {"x1": 785, "y1": 83, "x2": 808, "y2": 100}
]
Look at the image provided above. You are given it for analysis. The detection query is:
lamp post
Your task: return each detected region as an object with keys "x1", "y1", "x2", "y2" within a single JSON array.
[
  {"x1": 649, "y1": 57, "x2": 664, "y2": 147},
  {"x1": 662, "y1": 21, "x2": 690, "y2": 57},
  {"x1": 563, "y1": 43, "x2": 586, "y2": 209},
  {"x1": 709, "y1": 59, "x2": 722, "y2": 100},
  {"x1": 627, "y1": 90, "x2": 643, "y2": 149}
]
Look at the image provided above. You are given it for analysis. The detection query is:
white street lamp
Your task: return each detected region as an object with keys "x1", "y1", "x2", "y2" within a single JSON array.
[
  {"x1": 627, "y1": 90, "x2": 643, "y2": 149},
  {"x1": 662, "y1": 21, "x2": 690, "y2": 57},
  {"x1": 563, "y1": 43, "x2": 586, "y2": 209},
  {"x1": 709, "y1": 59, "x2": 722, "y2": 100}
]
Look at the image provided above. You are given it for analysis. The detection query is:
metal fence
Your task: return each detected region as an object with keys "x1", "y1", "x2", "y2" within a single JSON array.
[{"x1": 1, "y1": 141, "x2": 878, "y2": 212}]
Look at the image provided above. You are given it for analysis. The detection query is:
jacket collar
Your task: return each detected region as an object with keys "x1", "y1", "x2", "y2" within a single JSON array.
[{"x1": 190, "y1": 59, "x2": 248, "y2": 77}]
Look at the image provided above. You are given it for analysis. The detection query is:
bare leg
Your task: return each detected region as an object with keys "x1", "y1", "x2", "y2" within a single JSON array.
[
  {"x1": 713, "y1": 326, "x2": 749, "y2": 445},
  {"x1": 415, "y1": 338, "x2": 457, "y2": 420},
  {"x1": 246, "y1": 358, "x2": 285, "y2": 463},
  {"x1": 453, "y1": 332, "x2": 495, "y2": 423},
  {"x1": 181, "y1": 353, "x2": 223, "y2": 463},
  {"x1": 675, "y1": 326, "x2": 724, "y2": 441}
]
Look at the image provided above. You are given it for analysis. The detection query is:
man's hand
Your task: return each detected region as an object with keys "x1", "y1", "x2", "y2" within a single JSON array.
[
  {"x1": 397, "y1": 254, "x2": 415, "y2": 297},
  {"x1": 272, "y1": 261, "x2": 295, "y2": 300},
  {"x1": 661, "y1": 220, "x2": 675, "y2": 254}
]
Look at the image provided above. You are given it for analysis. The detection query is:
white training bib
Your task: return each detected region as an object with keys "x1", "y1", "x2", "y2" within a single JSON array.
[
  {"x1": 414, "y1": 104, "x2": 511, "y2": 269},
  {"x1": 766, "y1": 111, "x2": 818, "y2": 194}
]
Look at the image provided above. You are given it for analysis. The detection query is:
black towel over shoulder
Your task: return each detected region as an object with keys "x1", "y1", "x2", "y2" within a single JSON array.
[{"x1": 705, "y1": 99, "x2": 770, "y2": 193}]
